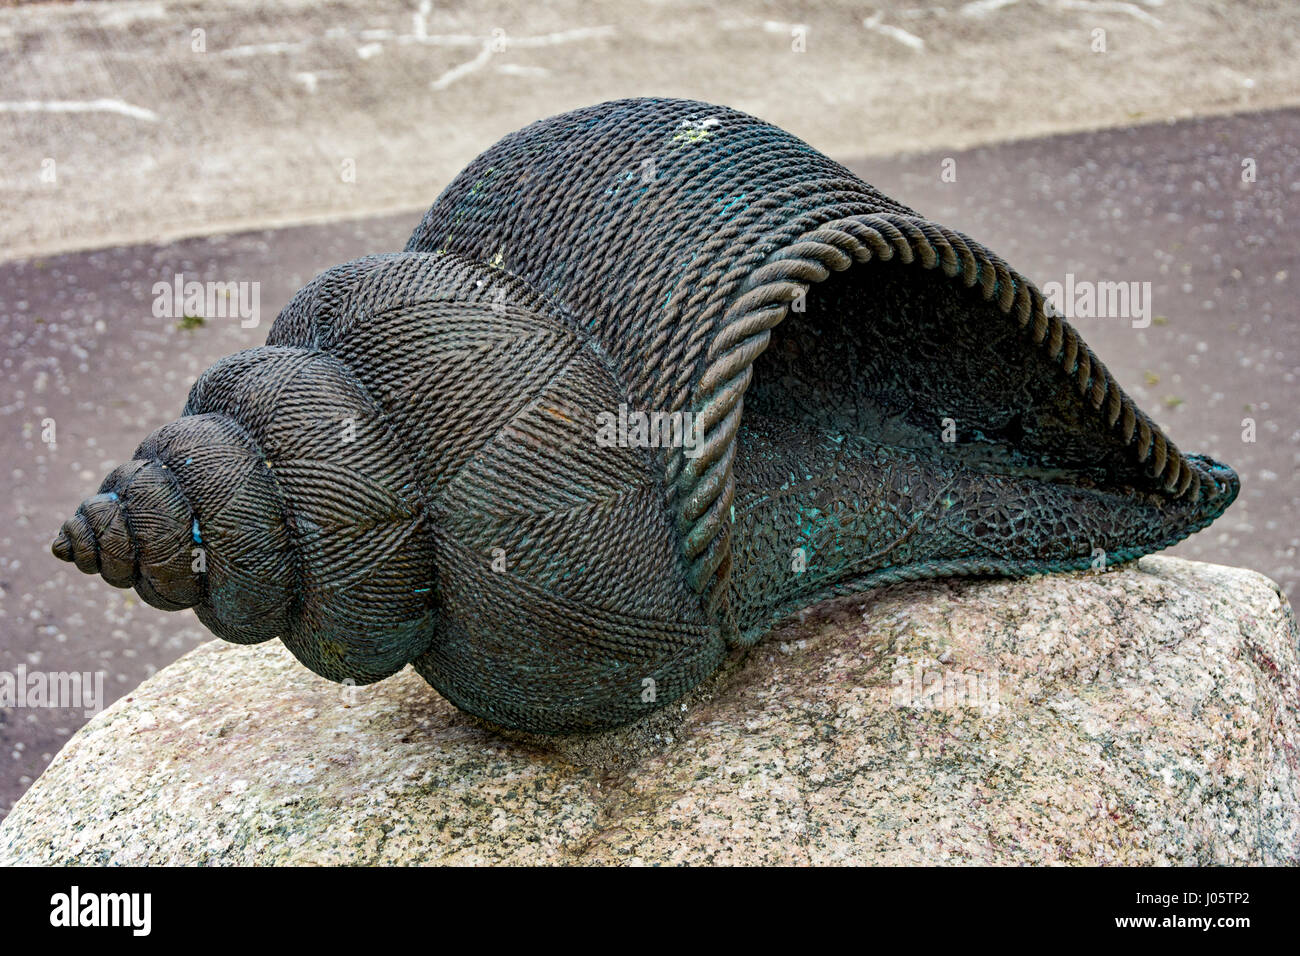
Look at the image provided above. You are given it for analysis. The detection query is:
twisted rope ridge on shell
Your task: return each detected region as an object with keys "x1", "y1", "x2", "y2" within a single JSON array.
[{"x1": 678, "y1": 212, "x2": 1207, "y2": 610}]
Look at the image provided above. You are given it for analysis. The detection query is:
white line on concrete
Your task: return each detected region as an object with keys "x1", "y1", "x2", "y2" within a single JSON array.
[
  {"x1": 863, "y1": 13, "x2": 926, "y2": 51},
  {"x1": 0, "y1": 99, "x2": 159, "y2": 122},
  {"x1": 961, "y1": 0, "x2": 1024, "y2": 16},
  {"x1": 413, "y1": 0, "x2": 433, "y2": 40},
  {"x1": 220, "y1": 40, "x2": 311, "y2": 57},
  {"x1": 508, "y1": 26, "x2": 617, "y2": 47},
  {"x1": 393, "y1": 33, "x2": 483, "y2": 47},
  {"x1": 1053, "y1": 0, "x2": 1163, "y2": 27},
  {"x1": 496, "y1": 64, "x2": 551, "y2": 78},
  {"x1": 430, "y1": 43, "x2": 493, "y2": 91},
  {"x1": 428, "y1": 26, "x2": 616, "y2": 90}
]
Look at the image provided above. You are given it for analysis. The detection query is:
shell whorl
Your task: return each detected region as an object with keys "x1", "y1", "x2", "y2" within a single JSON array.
[
  {"x1": 53, "y1": 454, "x2": 204, "y2": 612},
  {"x1": 56, "y1": 342, "x2": 439, "y2": 684},
  {"x1": 53, "y1": 412, "x2": 295, "y2": 630},
  {"x1": 181, "y1": 344, "x2": 438, "y2": 683}
]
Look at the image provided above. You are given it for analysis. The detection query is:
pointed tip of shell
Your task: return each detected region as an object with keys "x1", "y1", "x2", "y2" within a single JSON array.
[{"x1": 1190, "y1": 454, "x2": 1240, "y2": 514}]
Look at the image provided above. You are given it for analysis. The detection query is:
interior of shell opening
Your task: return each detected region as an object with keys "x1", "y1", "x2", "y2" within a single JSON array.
[{"x1": 734, "y1": 250, "x2": 1191, "y2": 500}]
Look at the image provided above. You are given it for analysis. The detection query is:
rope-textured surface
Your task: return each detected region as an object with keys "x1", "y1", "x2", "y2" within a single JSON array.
[
  {"x1": 406, "y1": 97, "x2": 1226, "y2": 620},
  {"x1": 52, "y1": 97, "x2": 1240, "y2": 734}
]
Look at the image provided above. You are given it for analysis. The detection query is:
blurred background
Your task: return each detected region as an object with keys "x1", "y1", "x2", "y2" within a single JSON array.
[{"x1": 1, "y1": 0, "x2": 1297, "y2": 817}]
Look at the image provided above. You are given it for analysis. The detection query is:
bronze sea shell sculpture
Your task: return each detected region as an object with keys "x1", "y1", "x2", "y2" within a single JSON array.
[{"x1": 53, "y1": 98, "x2": 1239, "y2": 733}]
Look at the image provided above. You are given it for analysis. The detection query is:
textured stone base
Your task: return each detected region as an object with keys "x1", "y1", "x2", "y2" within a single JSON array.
[{"x1": 2, "y1": 556, "x2": 1296, "y2": 865}]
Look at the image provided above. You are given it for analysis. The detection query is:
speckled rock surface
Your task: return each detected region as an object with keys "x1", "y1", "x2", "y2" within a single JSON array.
[{"x1": 1, "y1": 555, "x2": 1296, "y2": 865}]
